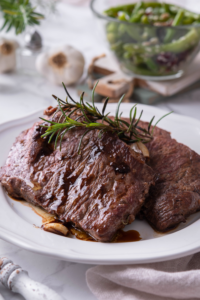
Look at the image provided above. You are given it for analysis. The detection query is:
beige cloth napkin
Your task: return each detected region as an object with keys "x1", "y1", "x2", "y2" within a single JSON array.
[{"x1": 86, "y1": 253, "x2": 200, "y2": 300}]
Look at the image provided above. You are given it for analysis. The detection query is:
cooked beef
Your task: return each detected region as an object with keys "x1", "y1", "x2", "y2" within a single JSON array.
[
  {"x1": 144, "y1": 133, "x2": 200, "y2": 231},
  {"x1": 0, "y1": 107, "x2": 155, "y2": 242},
  {"x1": 123, "y1": 117, "x2": 200, "y2": 231}
]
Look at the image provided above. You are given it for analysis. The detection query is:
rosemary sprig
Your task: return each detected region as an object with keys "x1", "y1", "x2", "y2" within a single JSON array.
[
  {"x1": 0, "y1": 0, "x2": 44, "y2": 34},
  {"x1": 40, "y1": 82, "x2": 172, "y2": 154}
]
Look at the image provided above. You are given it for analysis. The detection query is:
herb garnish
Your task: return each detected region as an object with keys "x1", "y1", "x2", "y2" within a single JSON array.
[
  {"x1": 40, "y1": 82, "x2": 172, "y2": 154},
  {"x1": 0, "y1": 0, "x2": 44, "y2": 34}
]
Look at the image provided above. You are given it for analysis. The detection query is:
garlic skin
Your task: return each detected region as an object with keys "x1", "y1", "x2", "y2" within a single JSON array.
[
  {"x1": 0, "y1": 38, "x2": 19, "y2": 73},
  {"x1": 36, "y1": 45, "x2": 85, "y2": 85}
]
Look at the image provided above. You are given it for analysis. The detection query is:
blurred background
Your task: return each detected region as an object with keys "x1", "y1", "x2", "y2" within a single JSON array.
[{"x1": 1, "y1": 0, "x2": 200, "y2": 123}]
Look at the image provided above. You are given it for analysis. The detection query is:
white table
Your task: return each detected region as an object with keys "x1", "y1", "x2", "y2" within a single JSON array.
[{"x1": 0, "y1": 3, "x2": 200, "y2": 299}]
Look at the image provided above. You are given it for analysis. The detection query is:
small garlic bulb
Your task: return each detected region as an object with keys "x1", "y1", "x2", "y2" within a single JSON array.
[
  {"x1": 36, "y1": 45, "x2": 85, "y2": 86},
  {"x1": 0, "y1": 38, "x2": 19, "y2": 73}
]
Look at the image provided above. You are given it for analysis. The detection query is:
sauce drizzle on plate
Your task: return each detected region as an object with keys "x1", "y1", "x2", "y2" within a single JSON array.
[{"x1": 10, "y1": 197, "x2": 142, "y2": 242}]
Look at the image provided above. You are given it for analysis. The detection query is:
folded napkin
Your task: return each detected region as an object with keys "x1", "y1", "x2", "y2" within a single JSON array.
[{"x1": 86, "y1": 253, "x2": 200, "y2": 300}]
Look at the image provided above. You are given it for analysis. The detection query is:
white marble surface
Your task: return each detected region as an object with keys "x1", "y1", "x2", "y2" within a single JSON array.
[{"x1": 0, "y1": 2, "x2": 200, "y2": 300}]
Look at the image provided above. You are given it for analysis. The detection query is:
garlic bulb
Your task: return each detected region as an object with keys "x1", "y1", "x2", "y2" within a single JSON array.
[
  {"x1": 36, "y1": 45, "x2": 85, "y2": 85},
  {"x1": 0, "y1": 38, "x2": 19, "y2": 73}
]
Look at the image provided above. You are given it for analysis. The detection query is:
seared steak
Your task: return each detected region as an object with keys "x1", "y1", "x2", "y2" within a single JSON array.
[
  {"x1": 0, "y1": 107, "x2": 155, "y2": 242},
  {"x1": 124, "y1": 118, "x2": 200, "y2": 231}
]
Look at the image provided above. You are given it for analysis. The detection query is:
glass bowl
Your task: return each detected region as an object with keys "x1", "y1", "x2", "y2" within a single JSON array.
[{"x1": 90, "y1": 0, "x2": 200, "y2": 81}]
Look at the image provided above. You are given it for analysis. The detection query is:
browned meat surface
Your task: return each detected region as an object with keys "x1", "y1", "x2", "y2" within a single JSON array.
[
  {"x1": 0, "y1": 108, "x2": 155, "y2": 242},
  {"x1": 123, "y1": 118, "x2": 200, "y2": 231},
  {"x1": 144, "y1": 134, "x2": 200, "y2": 231}
]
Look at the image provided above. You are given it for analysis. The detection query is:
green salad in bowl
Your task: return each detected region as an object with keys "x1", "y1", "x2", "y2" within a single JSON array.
[{"x1": 91, "y1": 0, "x2": 200, "y2": 80}]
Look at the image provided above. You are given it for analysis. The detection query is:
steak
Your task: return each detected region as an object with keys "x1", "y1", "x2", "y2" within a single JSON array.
[
  {"x1": 0, "y1": 107, "x2": 155, "y2": 242},
  {"x1": 123, "y1": 117, "x2": 200, "y2": 231}
]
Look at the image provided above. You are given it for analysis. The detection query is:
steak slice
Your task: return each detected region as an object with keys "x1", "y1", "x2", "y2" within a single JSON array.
[
  {"x1": 0, "y1": 107, "x2": 155, "y2": 242},
  {"x1": 123, "y1": 117, "x2": 200, "y2": 231}
]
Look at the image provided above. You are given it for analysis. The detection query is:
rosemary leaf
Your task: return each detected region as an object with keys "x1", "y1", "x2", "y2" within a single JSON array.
[
  {"x1": 0, "y1": 0, "x2": 44, "y2": 34},
  {"x1": 151, "y1": 111, "x2": 173, "y2": 135},
  {"x1": 39, "y1": 82, "x2": 172, "y2": 153}
]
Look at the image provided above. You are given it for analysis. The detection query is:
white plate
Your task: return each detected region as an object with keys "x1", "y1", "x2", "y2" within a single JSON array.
[{"x1": 0, "y1": 103, "x2": 200, "y2": 265}]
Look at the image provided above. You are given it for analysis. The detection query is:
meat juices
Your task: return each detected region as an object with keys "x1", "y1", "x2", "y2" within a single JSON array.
[{"x1": 0, "y1": 108, "x2": 155, "y2": 242}]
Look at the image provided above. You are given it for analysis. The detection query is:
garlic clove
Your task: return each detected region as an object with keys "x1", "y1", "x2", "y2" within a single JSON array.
[
  {"x1": 43, "y1": 222, "x2": 69, "y2": 236},
  {"x1": 130, "y1": 142, "x2": 150, "y2": 158},
  {"x1": 0, "y1": 38, "x2": 19, "y2": 73},
  {"x1": 136, "y1": 141, "x2": 150, "y2": 158},
  {"x1": 36, "y1": 45, "x2": 85, "y2": 86}
]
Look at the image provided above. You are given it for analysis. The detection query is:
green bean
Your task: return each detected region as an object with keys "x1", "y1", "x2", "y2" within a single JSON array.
[
  {"x1": 106, "y1": 22, "x2": 118, "y2": 33},
  {"x1": 141, "y1": 15, "x2": 149, "y2": 24},
  {"x1": 172, "y1": 9, "x2": 184, "y2": 25},
  {"x1": 129, "y1": 1, "x2": 144, "y2": 22},
  {"x1": 134, "y1": 55, "x2": 144, "y2": 65},
  {"x1": 182, "y1": 17, "x2": 194, "y2": 25},
  {"x1": 130, "y1": 9, "x2": 145, "y2": 23},
  {"x1": 123, "y1": 43, "x2": 146, "y2": 55},
  {"x1": 143, "y1": 2, "x2": 162, "y2": 8},
  {"x1": 106, "y1": 32, "x2": 117, "y2": 44},
  {"x1": 168, "y1": 5, "x2": 179, "y2": 14},
  {"x1": 162, "y1": 28, "x2": 199, "y2": 53},
  {"x1": 184, "y1": 10, "x2": 200, "y2": 20},
  {"x1": 152, "y1": 7, "x2": 165, "y2": 16},
  {"x1": 118, "y1": 23, "x2": 126, "y2": 34},
  {"x1": 164, "y1": 9, "x2": 184, "y2": 43},
  {"x1": 118, "y1": 12, "x2": 129, "y2": 21},
  {"x1": 162, "y1": 3, "x2": 170, "y2": 13},
  {"x1": 123, "y1": 62, "x2": 162, "y2": 76},
  {"x1": 124, "y1": 28, "x2": 199, "y2": 56},
  {"x1": 110, "y1": 41, "x2": 124, "y2": 58},
  {"x1": 123, "y1": 51, "x2": 132, "y2": 59},
  {"x1": 144, "y1": 57, "x2": 159, "y2": 72},
  {"x1": 142, "y1": 27, "x2": 156, "y2": 40},
  {"x1": 131, "y1": 1, "x2": 144, "y2": 15},
  {"x1": 118, "y1": 24, "x2": 144, "y2": 42}
]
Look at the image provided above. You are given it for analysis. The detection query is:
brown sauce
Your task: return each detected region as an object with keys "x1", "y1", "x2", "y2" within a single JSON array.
[
  {"x1": 69, "y1": 226, "x2": 95, "y2": 242},
  {"x1": 10, "y1": 196, "x2": 56, "y2": 223},
  {"x1": 10, "y1": 196, "x2": 141, "y2": 243},
  {"x1": 9, "y1": 195, "x2": 25, "y2": 202},
  {"x1": 68, "y1": 226, "x2": 141, "y2": 243},
  {"x1": 113, "y1": 229, "x2": 141, "y2": 243}
]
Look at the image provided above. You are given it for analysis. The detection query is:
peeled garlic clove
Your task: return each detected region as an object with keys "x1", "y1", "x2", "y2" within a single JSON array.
[
  {"x1": 136, "y1": 141, "x2": 150, "y2": 158},
  {"x1": 0, "y1": 38, "x2": 19, "y2": 73},
  {"x1": 43, "y1": 222, "x2": 69, "y2": 236},
  {"x1": 36, "y1": 45, "x2": 85, "y2": 86},
  {"x1": 130, "y1": 142, "x2": 150, "y2": 158}
]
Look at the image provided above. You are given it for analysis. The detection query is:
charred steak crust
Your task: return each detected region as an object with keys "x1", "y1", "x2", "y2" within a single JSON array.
[
  {"x1": 0, "y1": 109, "x2": 155, "y2": 242},
  {"x1": 123, "y1": 118, "x2": 200, "y2": 232}
]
